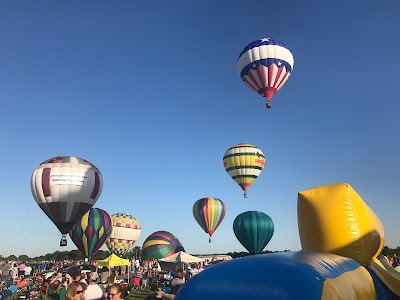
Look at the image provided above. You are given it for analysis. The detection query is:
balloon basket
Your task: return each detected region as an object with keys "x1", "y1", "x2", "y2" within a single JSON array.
[
  {"x1": 60, "y1": 235, "x2": 67, "y2": 247},
  {"x1": 209, "y1": 237, "x2": 212, "y2": 243},
  {"x1": 244, "y1": 192, "x2": 248, "y2": 198}
]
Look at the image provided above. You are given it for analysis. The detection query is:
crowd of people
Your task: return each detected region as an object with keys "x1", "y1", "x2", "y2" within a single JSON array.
[{"x1": 0, "y1": 259, "x2": 206, "y2": 300}]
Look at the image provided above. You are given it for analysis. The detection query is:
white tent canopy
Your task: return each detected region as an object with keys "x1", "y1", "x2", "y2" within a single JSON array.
[{"x1": 159, "y1": 251, "x2": 204, "y2": 263}]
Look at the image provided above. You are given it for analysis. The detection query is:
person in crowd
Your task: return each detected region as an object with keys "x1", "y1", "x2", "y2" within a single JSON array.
[
  {"x1": 1, "y1": 263, "x2": 10, "y2": 282},
  {"x1": 104, "y1": 275, "x2": 115, "y2": 300},
  {"x1": 198, "y1": 263, "x2": 204, "y2": 273},
  {"x1": 183, "y1": 267, "x2": 191, "y2": 281},
  {"x1": 169, "y1": 269, "x2": 184, "y2": 295},
  {"x1": 24, "y1": 263, "x2": 32, "y2": 277},
  {"x1": 84, "y1": 272, "x2": 104, "y2": 300},
  {"x1": 65, "y1": 281, "x2": 87, "y2": 300},
  {"x1": 66, "y1": 271, "x2": 87, "y2": 286},
  {"x1": 10, "y1": 264, "x2": 19, "y2": 282},
  {"x1": 80, "y1": 273, "x2": 88, "y2": 285},
  {"x1": 18, "y1": 262, "x2": 26, "y2": 276},
  {"x1": 190, "y1": 263, "x2": 199, "y2": 277},
  {"x1": 120, "y1": 265, "x2": 126, "y2": 277},
  {"x1": 108, "y1": 283, "x2": 123, "y2": 300},
  {"x1": 17, "y1": 275, "x2": 27, "y2": 289},
  {"x1": 48, "y1": 277, "x2": 67, "y2": 300},
  {"x1": 39, "y1": 262, "x2": 47, "y2": 273},
  {"x1": 99, "y1": 267, "x2": 109, "y2": 284},
  {"x1": 134, "y1": 266, "x2": 143, "y2": 286},
  {"x1": 130, "y1": 260, "x2": 135, "y2": 273}
]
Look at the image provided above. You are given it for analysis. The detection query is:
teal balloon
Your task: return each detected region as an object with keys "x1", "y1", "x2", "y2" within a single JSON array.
[{"x1": 233, "y1": 211, "x2": 274, "y2": 255}]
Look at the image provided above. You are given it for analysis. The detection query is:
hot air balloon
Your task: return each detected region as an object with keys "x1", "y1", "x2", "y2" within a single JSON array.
[
  {"x1": 193, "y1": 197, "x2": 226, "y2": 243},
  {"x1": 223, "y1": 144, "x2": 265, "y2": 198},
  {"x1": 233, "y1": 211, "x2": 274, "y2": 255},
  {"x1": 69, "y1": 208, "x2": 112, "y2": 258},
  {"x1": 31, "y1": 156, "x2": 103, "y2": 246},
  {"x1": 141, "y1": 231, "x2": 185, "y2": 260},
  {"x1": 106, "y1": 213, "x2": 141, "y2": 256},
  {"x1": 238, "y1": 38, "x2": 294, "y2": 108}
]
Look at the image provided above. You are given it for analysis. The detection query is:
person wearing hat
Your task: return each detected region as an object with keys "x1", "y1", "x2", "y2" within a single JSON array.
[{"x1": 84, "y1": 272, "x2": 104, "y2": 300}]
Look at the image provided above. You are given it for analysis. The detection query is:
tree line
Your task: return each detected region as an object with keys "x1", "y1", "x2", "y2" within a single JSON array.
[
  {"x1": 1, "y1": 246, "x2": 399, "y2": 262},
  {"x1": 0, "y1": 246, "x2": 142, "y2": 262}
]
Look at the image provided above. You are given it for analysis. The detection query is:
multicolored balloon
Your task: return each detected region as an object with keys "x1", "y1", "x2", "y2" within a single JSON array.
[
  {"x1": 193, "y1": 197, "x2": 226, "y2": 243},
  {"x1": 141, "y1": 231, "x2": 185, "y2": 260},
  {"x1": 223, "y1": 144, "x2": 265, "y2": 198},
  {"x1": 233, "y1": 211, "x2": 274, "y2": 255},
  {"x1": 106, "y1": 213, "x2": 141, "y2": 256},
  {"x1": 69, "y1": 208, "x2": 112, "y2": 258},
  {"x1": 238, "y1": 38, "x2": 294, "y2": 108},
  {"x1": 31, "y1": 156, "x2": 103, "y2": 245}
]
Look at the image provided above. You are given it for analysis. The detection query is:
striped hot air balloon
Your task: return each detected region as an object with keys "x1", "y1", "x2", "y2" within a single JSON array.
[
  {"x1": 238, "y1": 38, "x2": 294, "y2": 108},
  {"x1": 141, "y1": 231, "x2": 185, "y2": 260},
  {"x1": 106, "y1": 213, "x2": 141, "y2": 256},
  {"x1": 69, "y1": 208, "x2": 112, "y2": 258},
  {"x1": 31, "y1": 156, "x2": 103, "y2": 246},
  {"x1": 223, "y1": 144, "x2": 265, "y2": 198},
  {"x1": 193, "y1": 197, "x2": 226, "y2": 243}
]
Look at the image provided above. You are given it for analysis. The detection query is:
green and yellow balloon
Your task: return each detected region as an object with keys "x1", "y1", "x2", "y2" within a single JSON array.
[{"x1": 223, "y1": 144, "x2": 265, "y2": 198}]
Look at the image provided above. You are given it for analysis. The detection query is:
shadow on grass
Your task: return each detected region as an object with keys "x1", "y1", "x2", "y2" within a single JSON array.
[{"x1": 128, "y1": 288, "x2": 152, "y2": 300}]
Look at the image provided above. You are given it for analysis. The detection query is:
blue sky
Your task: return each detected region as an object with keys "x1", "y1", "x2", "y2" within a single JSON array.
[{"x1": 0, "y1": 0, "x2": 399, "y2": 258}]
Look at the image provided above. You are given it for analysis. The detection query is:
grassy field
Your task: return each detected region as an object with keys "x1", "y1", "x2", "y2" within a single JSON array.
[{"x1": 127, "y1": 288, "x2": 152, "y2": 300}]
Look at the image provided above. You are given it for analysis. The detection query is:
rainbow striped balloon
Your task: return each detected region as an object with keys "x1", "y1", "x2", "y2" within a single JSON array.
[
  {"x1": 193, "y1": 197, "x2": 226, "y2": 243},
  {"x1": 223, "y1": 144, "x2": 265, "y2": 198},
  {"x1": 69, "y1": 208, "x2": 112, "y2": 258}
]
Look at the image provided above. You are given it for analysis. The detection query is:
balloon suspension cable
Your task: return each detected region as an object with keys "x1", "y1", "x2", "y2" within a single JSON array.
[
  {"x1": 244, "y1": 192, "x2": 248, "y2": 198},
  {"x1": 266, "y1": 101, "x2": 272, "y2": 109}
]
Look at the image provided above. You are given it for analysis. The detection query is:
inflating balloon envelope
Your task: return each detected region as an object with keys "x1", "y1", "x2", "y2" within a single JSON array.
[{"x1": 141, "y1": 231, "x2": 185, "y2": 260}]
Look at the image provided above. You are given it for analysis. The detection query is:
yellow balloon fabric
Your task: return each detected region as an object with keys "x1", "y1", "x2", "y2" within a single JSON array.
[
  {"x1": 368, "y1": 257, "x2": 400, "y2": 296},
  {"x1": 297, "y1": 183, "x2": 384, "y2": 266},
  {"x1": 223, "y1": 144, "x2": 265, "y2": 197},
  {"x1": 321, "y1": 265, "x2": 376, "y2": 300}
]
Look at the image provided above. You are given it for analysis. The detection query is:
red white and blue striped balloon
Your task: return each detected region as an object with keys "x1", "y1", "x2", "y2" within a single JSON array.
[{"x1": 238, "y1": 38, "x2": 294, "y2": 103}]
